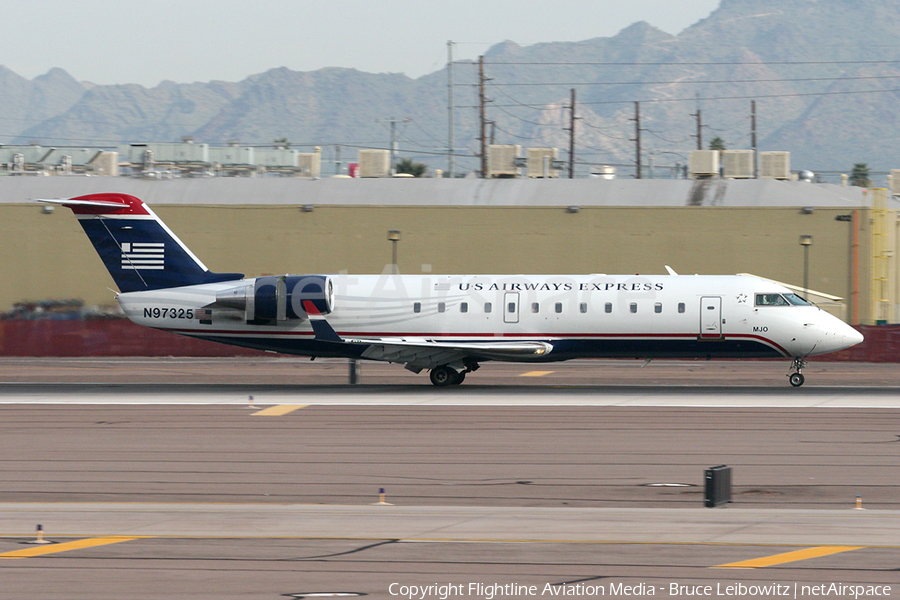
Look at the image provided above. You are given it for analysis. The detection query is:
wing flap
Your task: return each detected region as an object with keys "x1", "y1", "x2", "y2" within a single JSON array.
[{"x1": 354, "y1": 338, "x2": 553, "y2": 370}]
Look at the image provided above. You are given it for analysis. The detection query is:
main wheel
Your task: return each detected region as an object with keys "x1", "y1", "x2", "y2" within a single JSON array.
[
  {"x1": 789, "y1": 372, "x2": 805, "y2": 387},
  {"x1": 430, "y1": 366, "x2": 457, "y2": 387}
]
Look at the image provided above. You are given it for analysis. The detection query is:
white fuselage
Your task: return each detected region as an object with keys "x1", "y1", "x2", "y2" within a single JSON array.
[{"x1": 117, "y1": 272, "x2": 862, "y2": 363}]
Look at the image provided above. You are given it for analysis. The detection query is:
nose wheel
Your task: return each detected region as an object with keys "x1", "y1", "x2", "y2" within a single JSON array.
[{"x1": 787, "y1": 357, "x2": 807, "y2": 387}]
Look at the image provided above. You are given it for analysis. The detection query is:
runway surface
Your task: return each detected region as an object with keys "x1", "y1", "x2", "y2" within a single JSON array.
[{"x1": 0, "y1": 358, "x2": 897, "y2": 599}]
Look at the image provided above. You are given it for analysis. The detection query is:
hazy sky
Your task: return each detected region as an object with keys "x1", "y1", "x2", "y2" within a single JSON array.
[{"x1": 1, "y1": 0, "x2": 721, "y2": 87}]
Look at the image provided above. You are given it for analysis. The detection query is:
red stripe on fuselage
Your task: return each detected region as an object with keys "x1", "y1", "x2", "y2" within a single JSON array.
[{"x1": 162, "y1": 328, "x2": 791, "y2": 357}]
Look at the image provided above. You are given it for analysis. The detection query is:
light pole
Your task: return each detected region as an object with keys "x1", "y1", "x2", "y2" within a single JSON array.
[
  {"x1": 799, "y1": 234, "x2": 813, "y2": 299},
  {"x1": 387, "y1": 229, "x2": 401, "y2": 274}
]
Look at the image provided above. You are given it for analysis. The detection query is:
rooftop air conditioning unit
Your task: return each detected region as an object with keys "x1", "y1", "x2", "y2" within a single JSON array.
[
  {"x1": 590, "y1": 165, "x2": 616, "y2": 179},
  {"x1": 722, "y1": 150, "x2": 754, "y2": 179},
  {"x1": 890, "y1": 169, "x2": 900, "y2": 195},
  {"x1": 297, "y1": 152, "x2": 321, "y2": 177},
  {"x1": 689, "y1": 150, "x2": 719, "y2": 178},
  {"x1": 358, "y1": 149, "x2": 391, "y2": 177},
  {"x1": 90, "y1": 151, "x2": 119, "y2": 177},
  {"x1": 526, "y1": 147, "x2": 559, "y2": 178},
  {"x1": 760, "y1": 151, "x2": 790, "y2": 179},
  {"x1": 487, "y1": 144, "x2": 521, "y2": 177}
]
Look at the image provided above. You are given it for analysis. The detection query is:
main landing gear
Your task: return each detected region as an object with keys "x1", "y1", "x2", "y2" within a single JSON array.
[
  {"x1": 429, "y1": 361, "x2": 479, "y2": 387},
  {"x1": 787, "y1": 357, "x2": 807, "y2": 387}
]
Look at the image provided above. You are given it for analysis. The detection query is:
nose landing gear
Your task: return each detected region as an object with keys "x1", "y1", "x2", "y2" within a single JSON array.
[{"x1": 787, "y1": 357, "x2": 807, "y2": 387}]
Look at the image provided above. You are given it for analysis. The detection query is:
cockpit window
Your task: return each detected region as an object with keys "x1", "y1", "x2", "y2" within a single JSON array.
[
  {"x1": 755, "y1": 293, "x2": 790, "y2": 306},
  {"x1": 756, "y1": 293, "x2": 812, "y2": 306},
  {"x1": 783, "y1": 293, "x2": 811, "y2": 306}
]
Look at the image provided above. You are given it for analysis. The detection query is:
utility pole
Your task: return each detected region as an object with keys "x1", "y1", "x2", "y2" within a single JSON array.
[
  {"x1": 691, "y1": 109, "x2": 703, "y2": 150},
  {"x1": 750, "y1": 100, "x2": 758, "y2": 178},
  {"x1": 631, "y1": 101, "x2": 642, "y2": 179},
  {"x1": 568, "y1": 88, "x2": 576, "y2": 179},
  {"x1": 447, "y1": 41, "x2": 454, "y2": 178},
  {"x1": 478, "y1": 55, "x2": 488, "y2": 178},
  {"x1": 377, "y1": 117, "x2": 410, "y2": 173}
]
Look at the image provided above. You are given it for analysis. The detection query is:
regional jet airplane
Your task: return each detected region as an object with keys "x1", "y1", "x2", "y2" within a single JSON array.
[{"x1": 43, "y1": 193, "x2": 863, "y2": 386}]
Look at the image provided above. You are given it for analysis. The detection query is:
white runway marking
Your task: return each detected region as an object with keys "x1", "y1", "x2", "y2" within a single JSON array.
[
  {"x1": 0, "y1": 503, "x2": 897, "y2": 547},
  {"x1": 0, "y1": 386, "x2": 898, "y2": 407}
]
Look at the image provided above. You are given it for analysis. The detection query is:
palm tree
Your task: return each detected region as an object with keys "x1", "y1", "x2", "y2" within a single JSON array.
[
  {"x1": 849, "y1": 163, "x2": 871, "y2": 187},
  {"x1": 395, "y1": 158, "x2": 427, "y2": 177}
]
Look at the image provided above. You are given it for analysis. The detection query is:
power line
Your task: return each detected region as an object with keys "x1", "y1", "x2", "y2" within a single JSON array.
[
  {"x1": 492, "y1": 104, "x2": 561, "y2": 128},
  {"x1": 482, "y1": 59, "x2": 900, "y2": 67},
  {"x1": 643, "y1": 129, "x2": 693, "y2": 145},
  {"x1": 486, "y1": 74, "x2": 900, "y2": 87},
  {"x1": 458, "y1": 85, "x2": 900, "y2": 109}
]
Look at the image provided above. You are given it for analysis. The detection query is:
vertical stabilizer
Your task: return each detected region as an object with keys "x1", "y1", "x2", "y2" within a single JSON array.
[{"x1": 44, "y1": 193, "x2": 243, "y2": 292}]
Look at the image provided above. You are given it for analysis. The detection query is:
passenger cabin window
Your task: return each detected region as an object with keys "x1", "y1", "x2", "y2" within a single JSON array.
[
  {"x1": 678, "y1": 302, "x2": 685, "y2": 313},
  {"x1": 531, "y1": 302, "x2": 540, "y2": 313},
  {"x1": 507, "y1": 302, "x2": 516, "y2": 314},
  {"x1": 654, "y1": 303, "x2": 662, "y2": 314},
  {"x1": 630, "y1": 302, "x2": 637, "y2": 313},
  {"x1": 604, "y1": 302, "x2": 612, "y2": 313},
  {"x1": 438, "y1": 302, "x2": 446, "y2": 313},
  {"x1": 413, "y1": 302, "x2": 421, "y2": 313},
  {"x1": 580, "y1": 303, "x2": 588, "y2": 313},
  {"x1": 460, "y1": 302, "x2": 468, "y2": 313},
  {"x1": 555, "y1": 303, "x2": 563, "y2": 314},
  {"x1": 484, "y1": 302, "x2": 492, "y2": 313}
]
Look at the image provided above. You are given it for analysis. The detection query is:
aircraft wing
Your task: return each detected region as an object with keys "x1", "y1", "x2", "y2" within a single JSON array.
[
  {"x1": 300, "y1": 300, "x2": 552, "y2": 370},
  {"x1": 350, "y1": 338, "x2": 553, "y2": 370}
]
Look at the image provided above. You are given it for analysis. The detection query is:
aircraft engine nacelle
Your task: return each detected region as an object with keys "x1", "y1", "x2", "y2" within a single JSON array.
[{"x1": 215, "y1": 275, "x2": 334, "y2": 323}]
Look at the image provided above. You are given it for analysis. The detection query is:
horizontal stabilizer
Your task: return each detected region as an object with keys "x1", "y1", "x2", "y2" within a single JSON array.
[{"x1": 38, "y1": 198, "x2": 131, "y2": 209}]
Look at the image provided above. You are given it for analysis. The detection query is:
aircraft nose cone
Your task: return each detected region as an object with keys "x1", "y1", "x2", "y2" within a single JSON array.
[
  {"x1": 846, "y1": 327, "x2": 864, "y2": 347},
  {"x1": 816, "y1": 322, "x2": 864, "y2": 354}
]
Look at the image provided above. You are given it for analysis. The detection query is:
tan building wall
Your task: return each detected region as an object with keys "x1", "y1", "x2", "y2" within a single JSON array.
[{"x1": 3, "y1": 202, "x2": 891, "y2": 324}]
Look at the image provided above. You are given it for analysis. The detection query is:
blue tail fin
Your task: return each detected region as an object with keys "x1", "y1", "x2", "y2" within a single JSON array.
[{"x1": 45, "y1": 193, "x2": 243, "y2": 293}]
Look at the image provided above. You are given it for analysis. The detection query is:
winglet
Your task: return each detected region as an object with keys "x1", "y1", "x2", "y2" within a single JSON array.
[{"x1": 302, "y1": 300, "x2": 343, "y2": 342}]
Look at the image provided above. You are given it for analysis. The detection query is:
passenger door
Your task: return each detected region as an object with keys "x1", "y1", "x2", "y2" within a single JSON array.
[{"x1": 700, "y1": 296, "x2": 722, "y2": 339}]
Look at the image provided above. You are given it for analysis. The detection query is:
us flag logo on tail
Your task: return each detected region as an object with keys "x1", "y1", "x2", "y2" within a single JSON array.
[{"x1": 121, "y1": 242, "x2": 165, "y2": 270}]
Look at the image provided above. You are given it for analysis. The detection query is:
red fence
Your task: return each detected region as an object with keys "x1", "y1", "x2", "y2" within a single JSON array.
[
  {"x1": 827, "y1": 325, "x2": 900, "y2": 362},
  {"x1": 0, "y1": 319, "x2": 896, "y2": 361},
  {"x1": 0, "y1": 319, "x2": 264, "y2": 357}
]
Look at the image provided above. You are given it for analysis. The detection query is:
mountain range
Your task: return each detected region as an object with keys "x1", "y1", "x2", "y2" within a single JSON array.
[{"x1": 3, "y1": 0, "x2": 900, "y2": 177}]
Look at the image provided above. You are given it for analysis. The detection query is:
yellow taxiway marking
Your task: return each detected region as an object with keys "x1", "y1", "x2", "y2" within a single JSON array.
[
  {"x1": 713, "y1": 545, "x2": 864, "y2": 569},
  {"x1": 520, "y1": 371, "x2": 554, "y2": 377},
  {"x1": 251, "y1": 404, "x2": 307, "y2": 416},
  {"x1": 0, "y1": 536, "x2": 145, "y2": 559}
]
